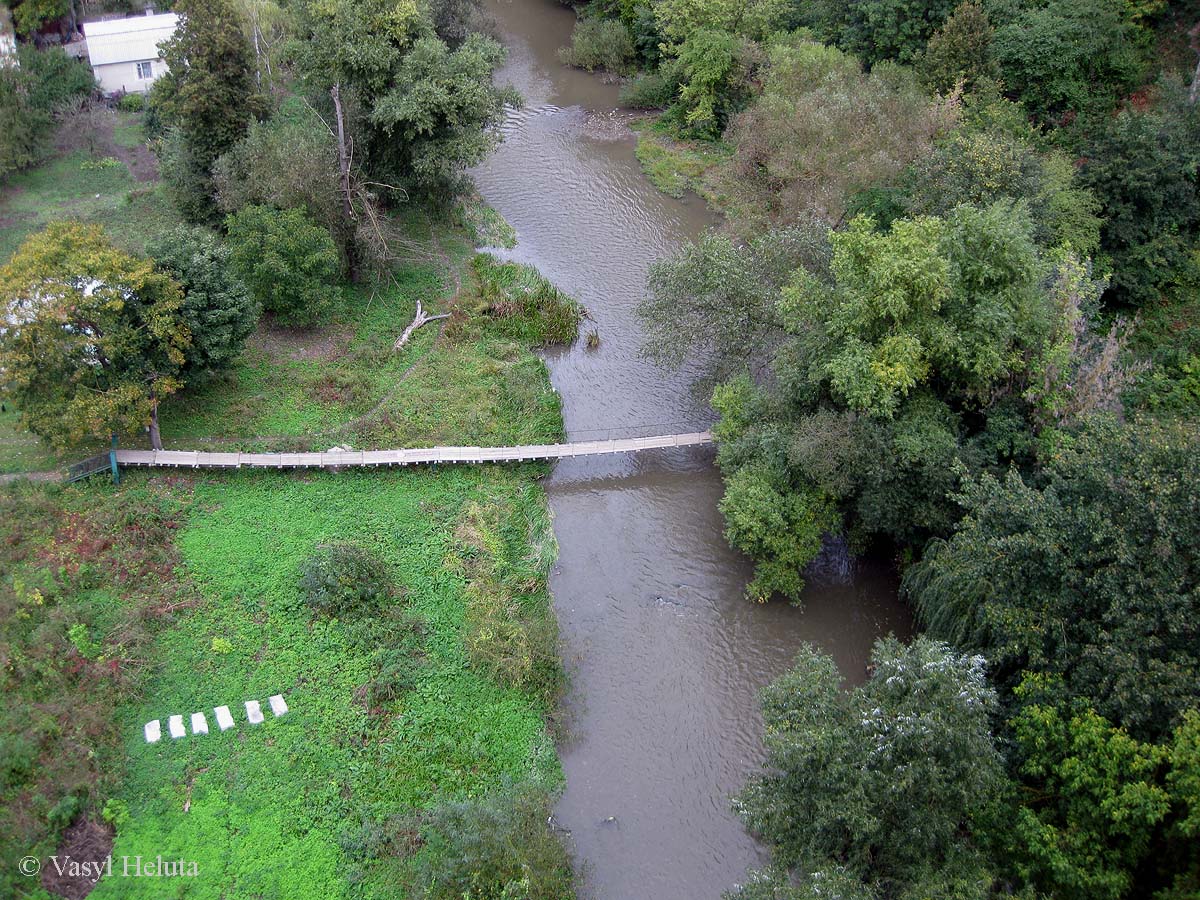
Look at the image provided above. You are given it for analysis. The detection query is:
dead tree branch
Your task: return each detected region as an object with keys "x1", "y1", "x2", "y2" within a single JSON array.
[{"x1": 394, "y1": 298, "x2": 450, "y2": 350}]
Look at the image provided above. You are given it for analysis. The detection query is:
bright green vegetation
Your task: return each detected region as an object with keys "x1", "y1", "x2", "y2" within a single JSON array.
[
  {"x1": 630, "y1": 118, "x2": 729, "y2": 202},
  {"x1": 90, "y1": 466, "x2": 564, "y2": 899},
  {"x1": 0, "y1": 147, "x2": 179, "y2": 264},
  {"x1": 158, "y1": 248, "x2": 575, "y2": 451}
]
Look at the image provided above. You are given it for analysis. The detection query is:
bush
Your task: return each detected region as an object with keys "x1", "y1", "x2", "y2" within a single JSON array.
[
  {"x1": 411, "y1": 782, "x2": 575, "y2": 900},
  {"x1": 619, "y1": 70, "x2": 678, "y2": 109},
  {"x1": 557, "y1": 18, "x2": 635, "y2": 73},
  {"x1": 147, "y1": 225, "x2": 260, "y2": 380},
  {"x1": 117, "y1": 92, "x2": 146, "y2": 112},
  {"x1": 225, "y1": 204, "x2": 342, "y2": 326},
  {"x1": 0, "y1": 47, "x2": 95, "y2": 183},
  {"x1": 298, "y1": 541, "x2": 396, "y2": 618},
  {"x1": 17, "y1": 46, "x2": 96, "y2": 113}
]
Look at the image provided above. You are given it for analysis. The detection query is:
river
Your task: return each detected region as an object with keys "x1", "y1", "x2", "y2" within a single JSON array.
[{"x1": 470, "y1": 2, "x2": 914, "y2": 897}]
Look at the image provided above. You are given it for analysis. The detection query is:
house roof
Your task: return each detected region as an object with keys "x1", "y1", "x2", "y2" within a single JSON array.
[{"x1": 82, "y1": 13, "x2": 178, "y2": 66}]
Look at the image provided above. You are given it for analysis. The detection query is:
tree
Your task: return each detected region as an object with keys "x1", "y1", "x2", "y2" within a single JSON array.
[
  {"x1": 666, "y1": 27, "x2": 753, "y2": 137},
  {"x1": 213, "y1": 97, "x2": 351, "y2": 262},
  {"x1": 917, "y1": 0, "x2": 997, "y2": 93},
  {"x1": 367, "y1": 33, "x2": 510, "y2": 192},
  {"x1": 147, "y1": 227, "x2": 259, "y2": 380},
  {"x1": 153, "y1": 0, "x2": 262, "y2": 220},
  {"x1": 717, "y1": 39, "x2": 952, "y2": 233},
  {"x1": 735, "y1": 637, "x2": 1004, "y2": 897},
  {"x1": 781, "y1": 203, "x2": 1045, "y2": 417},
  {"x1": 0, "y1": 223, "x2": 189, "y2": 449},
  {"x1": 906, "y1": 415, "x2": 1200, "y2": 741},
  {"x1": 0, "y1": 65, "x2": 46, "y2": 183},
  {"x1": 653, "y1": 0, "x2": 788, "y2": 43},
  {"x1": 900, "y1": 118, "x2": 1102, "y2": 256},
  {"x1": 292, "y1": 0, "x2": 511, "y2": 199},
  {"x1": 719, "y1": 460, "x2": 836, "y2": 602},
  {"x1": 838, "y1": 0, "x2": 959, "y2": 66},
  {"x1": 11, "y1": 0, "x2": 68, "y2": 37},
  {"x1": 1007, "y1": 684, "x2": 1171, "y2": 900},
  {"x1": 1077, "y1": 93, "x2": 1200, "y2": 308},
  {"x1": 641, "y1": 222, "x2": 830, "y2": 382},
  {"x1": 225, "y1": 205, "x2": 341, "y2": 327},
  {"x1": 1, "y1": 47, "x2": 96, "y2": 184},
  {"x1": 990, "y1": 0, "x2": 1149, "y2": 123}
]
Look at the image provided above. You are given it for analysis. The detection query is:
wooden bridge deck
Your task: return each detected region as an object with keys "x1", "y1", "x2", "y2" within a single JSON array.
[{"x1": 114, "y1": 431, "x2": 713, "y2": 470}]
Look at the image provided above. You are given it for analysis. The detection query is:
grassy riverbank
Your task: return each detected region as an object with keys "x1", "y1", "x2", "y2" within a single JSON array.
[
  {"x1": 630, "y1": 117, "x2": 730, "y2": 205},
  {"x1": 1, "y1": 111, "x2": 581, "y2": 898}
]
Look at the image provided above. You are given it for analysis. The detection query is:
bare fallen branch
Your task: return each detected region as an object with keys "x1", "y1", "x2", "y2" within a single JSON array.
[{"x1": 394, "y1": 297, "x2": 450, "y2": 350}]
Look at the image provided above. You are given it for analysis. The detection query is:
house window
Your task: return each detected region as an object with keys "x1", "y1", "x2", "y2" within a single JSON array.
[{"x1": 136, "y1": 61, "x2": 154, "y2": 79}]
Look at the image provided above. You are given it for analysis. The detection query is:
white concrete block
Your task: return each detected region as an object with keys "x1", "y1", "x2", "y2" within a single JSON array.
[
  {"x1": 144, "y1": 720, "x2": 161, "y2": 743},
  {"x1": 214, "y1": 705, "x2": 235, "y2": 731},
  {"x1": 190, "y1": 712, "x2": 209, "y2": 735},
  {"x1": 168, "y1": 715, "x2": 186, "y2": 739},
  {"x1": 245, "y1": 700, "x2": 264, "y2": 724},
  {"x1": 268, "y1": 694, "x2": 288, "y2": 717}
]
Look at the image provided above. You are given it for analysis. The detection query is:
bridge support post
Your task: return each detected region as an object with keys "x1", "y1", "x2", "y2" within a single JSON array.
[{"x1": 109, "y1": 435, "x2": 120, "y2": 486}]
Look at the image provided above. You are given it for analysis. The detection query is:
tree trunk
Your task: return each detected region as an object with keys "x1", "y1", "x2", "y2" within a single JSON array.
[
  {"x1": 252, "y1": 18, "x2": 262, "y2": 88},
  {"x1": 149, "y1": 395, "x2": 163, "y2": 451},
  {"x1": 1191, "y1": 23, "x2": 1200, "y2": 105},
  {"x1": 332, "y1": 84, "x2": 355, "y2": 226},
  {"x1": 394, "y1": 298, "x2": 450, "y2": 349},
  {"x1": 331, "y1": 83, "x2": 360, "y2": 280}
]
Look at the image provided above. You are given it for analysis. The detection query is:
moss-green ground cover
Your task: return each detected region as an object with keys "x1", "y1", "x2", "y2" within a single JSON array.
[{"x1": 88, "y1": 467, "x2": 562, "y2": 899}]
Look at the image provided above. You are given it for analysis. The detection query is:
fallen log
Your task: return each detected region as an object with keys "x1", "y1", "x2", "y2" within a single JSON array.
[{"x1": 394, "y1": 298, "x2": 450, "y2": 350}]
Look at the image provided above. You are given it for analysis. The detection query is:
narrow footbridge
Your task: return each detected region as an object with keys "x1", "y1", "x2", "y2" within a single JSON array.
[{"x1": 114, "y1": 430, "x2": 713, "y2": 471}]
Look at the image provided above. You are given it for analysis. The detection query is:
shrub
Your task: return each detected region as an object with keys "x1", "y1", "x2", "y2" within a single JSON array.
[
  {"x1": 117, "y1": 92, "x2": 146, "y2": 112},
  {"x1": 17, "y1": 46, "x2": 96, "y2": 113},
  {"x1": 147, "y1": 225, "x2": 260, "y2": 380},
  {"x1": 411, "y1": 782, "x2": 575, "y2": 900},
  {"x1": 225, "y1": 204, "x2": 342, "y2": 326},
  {"x1": 558, "y1": 18, "x2": 635, "y2": 73},
  {"x1": 298, "y1": 541, "x2": 396, "y2": 618},
  {"x1": 619, "y1": 70, "x2": 678, "y2": 109}
]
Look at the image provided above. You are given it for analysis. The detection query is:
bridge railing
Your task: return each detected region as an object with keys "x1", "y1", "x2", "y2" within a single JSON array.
[
  {"x1": 66, "y1": 453, "x2": 112, "y2": 483},
  {"x1": 563, "y1": 421, "x2": 715, "y2": 444}
]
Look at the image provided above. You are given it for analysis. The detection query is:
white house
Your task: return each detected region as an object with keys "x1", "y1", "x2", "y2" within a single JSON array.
[
  {"x1": 1, "y1": 6, "x2": 17, "y2": 67},
  {"x1": 82, "y1": 12, "x2": 178, "y2": 95}
]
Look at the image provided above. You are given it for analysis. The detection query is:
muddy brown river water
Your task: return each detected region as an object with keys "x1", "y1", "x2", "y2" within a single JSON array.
[{"x1": 471, "y1": 2, "x2": 914, "y2": 897}]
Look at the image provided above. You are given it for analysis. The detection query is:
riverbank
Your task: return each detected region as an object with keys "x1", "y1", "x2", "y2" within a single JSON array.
[{"x1": 0, "y1": 108, "x2": 582, "y2": 898}]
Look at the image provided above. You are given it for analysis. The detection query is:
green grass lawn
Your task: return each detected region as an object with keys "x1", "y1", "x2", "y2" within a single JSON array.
[{"x1": 87, "y1": 466, "x2": 561, "y2": 899}]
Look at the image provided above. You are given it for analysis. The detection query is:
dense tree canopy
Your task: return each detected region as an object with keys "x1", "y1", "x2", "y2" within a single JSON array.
[
  {"x1": 147, "y1": 227, "x2": 260, "y2": 380},
  {"x1": 0, "y1": 223, "x2": 189, "y2": 448},
  {"x1": 906, "y1": 415, "x2": 1200, "y2": 741},
  {"x1": 1077, "y1": 90, "x2": 1200, "y2": 309},
  {"x1": 717, "y1": 40, "x2": 950, "y2": 232},
  {"x1": 990, "y1": 0, "x2": 1150, "y2": 123},
  {"x1": 291, "y1": 0, "x2": 512, "y2": 198},
  {"x1": 735, "y1": 637, "x2": 1004, "y2": 898},
  {"x1": 225, "y1": 205, "x2": 342, "y2": 327}
]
